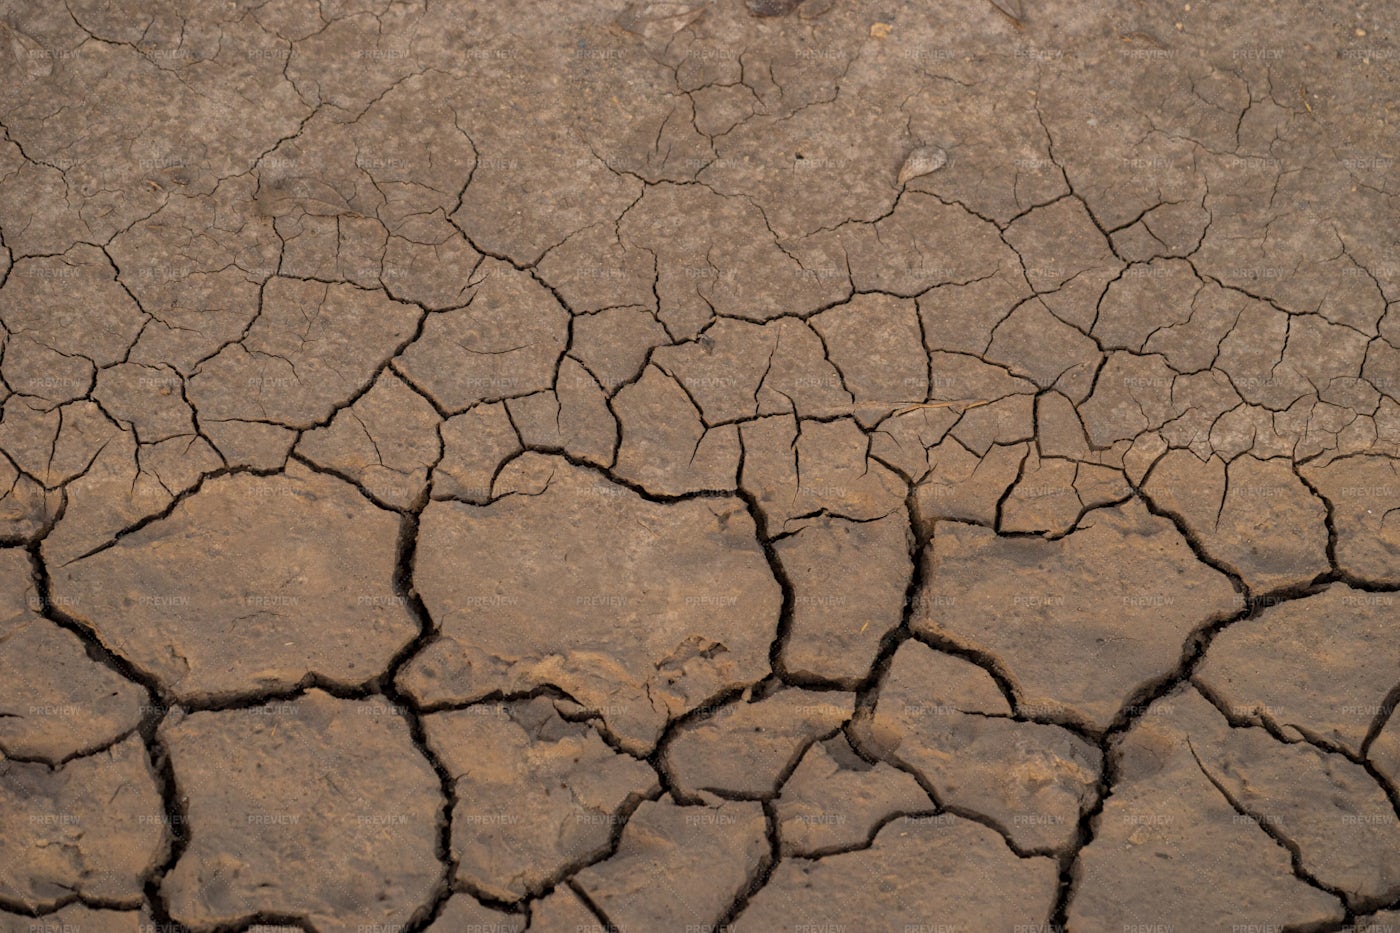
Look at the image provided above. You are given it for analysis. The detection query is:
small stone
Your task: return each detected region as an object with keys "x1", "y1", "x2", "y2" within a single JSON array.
[
  {"x1": 897, "y1": 145, "x2": 947, "y2": 185},
  {"x1": 616, "y1": 1, "x2": 712, "y2": 39}
]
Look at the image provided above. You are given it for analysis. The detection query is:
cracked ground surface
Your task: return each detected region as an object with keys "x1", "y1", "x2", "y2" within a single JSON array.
[{"x1": 0, "y1": 0, "x2": 1398, "y2": 929}]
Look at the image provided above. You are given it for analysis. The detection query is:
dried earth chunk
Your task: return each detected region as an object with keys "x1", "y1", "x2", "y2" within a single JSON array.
[
  {"x1": 915, "y1": 500, "x2": 1239, "y2": 731},
  {"x1": 399, "y1": 454, "x2": 780, "y2": 753}
]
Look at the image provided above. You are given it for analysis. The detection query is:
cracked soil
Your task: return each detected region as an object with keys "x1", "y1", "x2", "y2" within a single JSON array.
[{"x1": 0, "y1": 0, "x2": 1398, "y2": 930}]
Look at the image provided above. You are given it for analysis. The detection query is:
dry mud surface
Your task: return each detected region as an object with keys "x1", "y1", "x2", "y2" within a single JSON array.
[{"x1": 0, "y1": 0, "x2": 1399, "y2": 930}]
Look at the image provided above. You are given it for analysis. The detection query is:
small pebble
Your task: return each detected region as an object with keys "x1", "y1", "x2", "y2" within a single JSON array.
[{"x1": 897, "y1": 146, "x2": 948, "y2": 185}]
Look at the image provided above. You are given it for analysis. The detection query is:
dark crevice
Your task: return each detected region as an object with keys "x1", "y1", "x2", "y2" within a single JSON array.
[
  {"x1": 1186, "y1": 737, "x2": 1353, "y2": 909},
  {"x1": 375, "y1": 484, "x2": 461, "y2": 933},
  {"x1": 711, "y1": 799, "x2": 780, "y2": 929}
]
